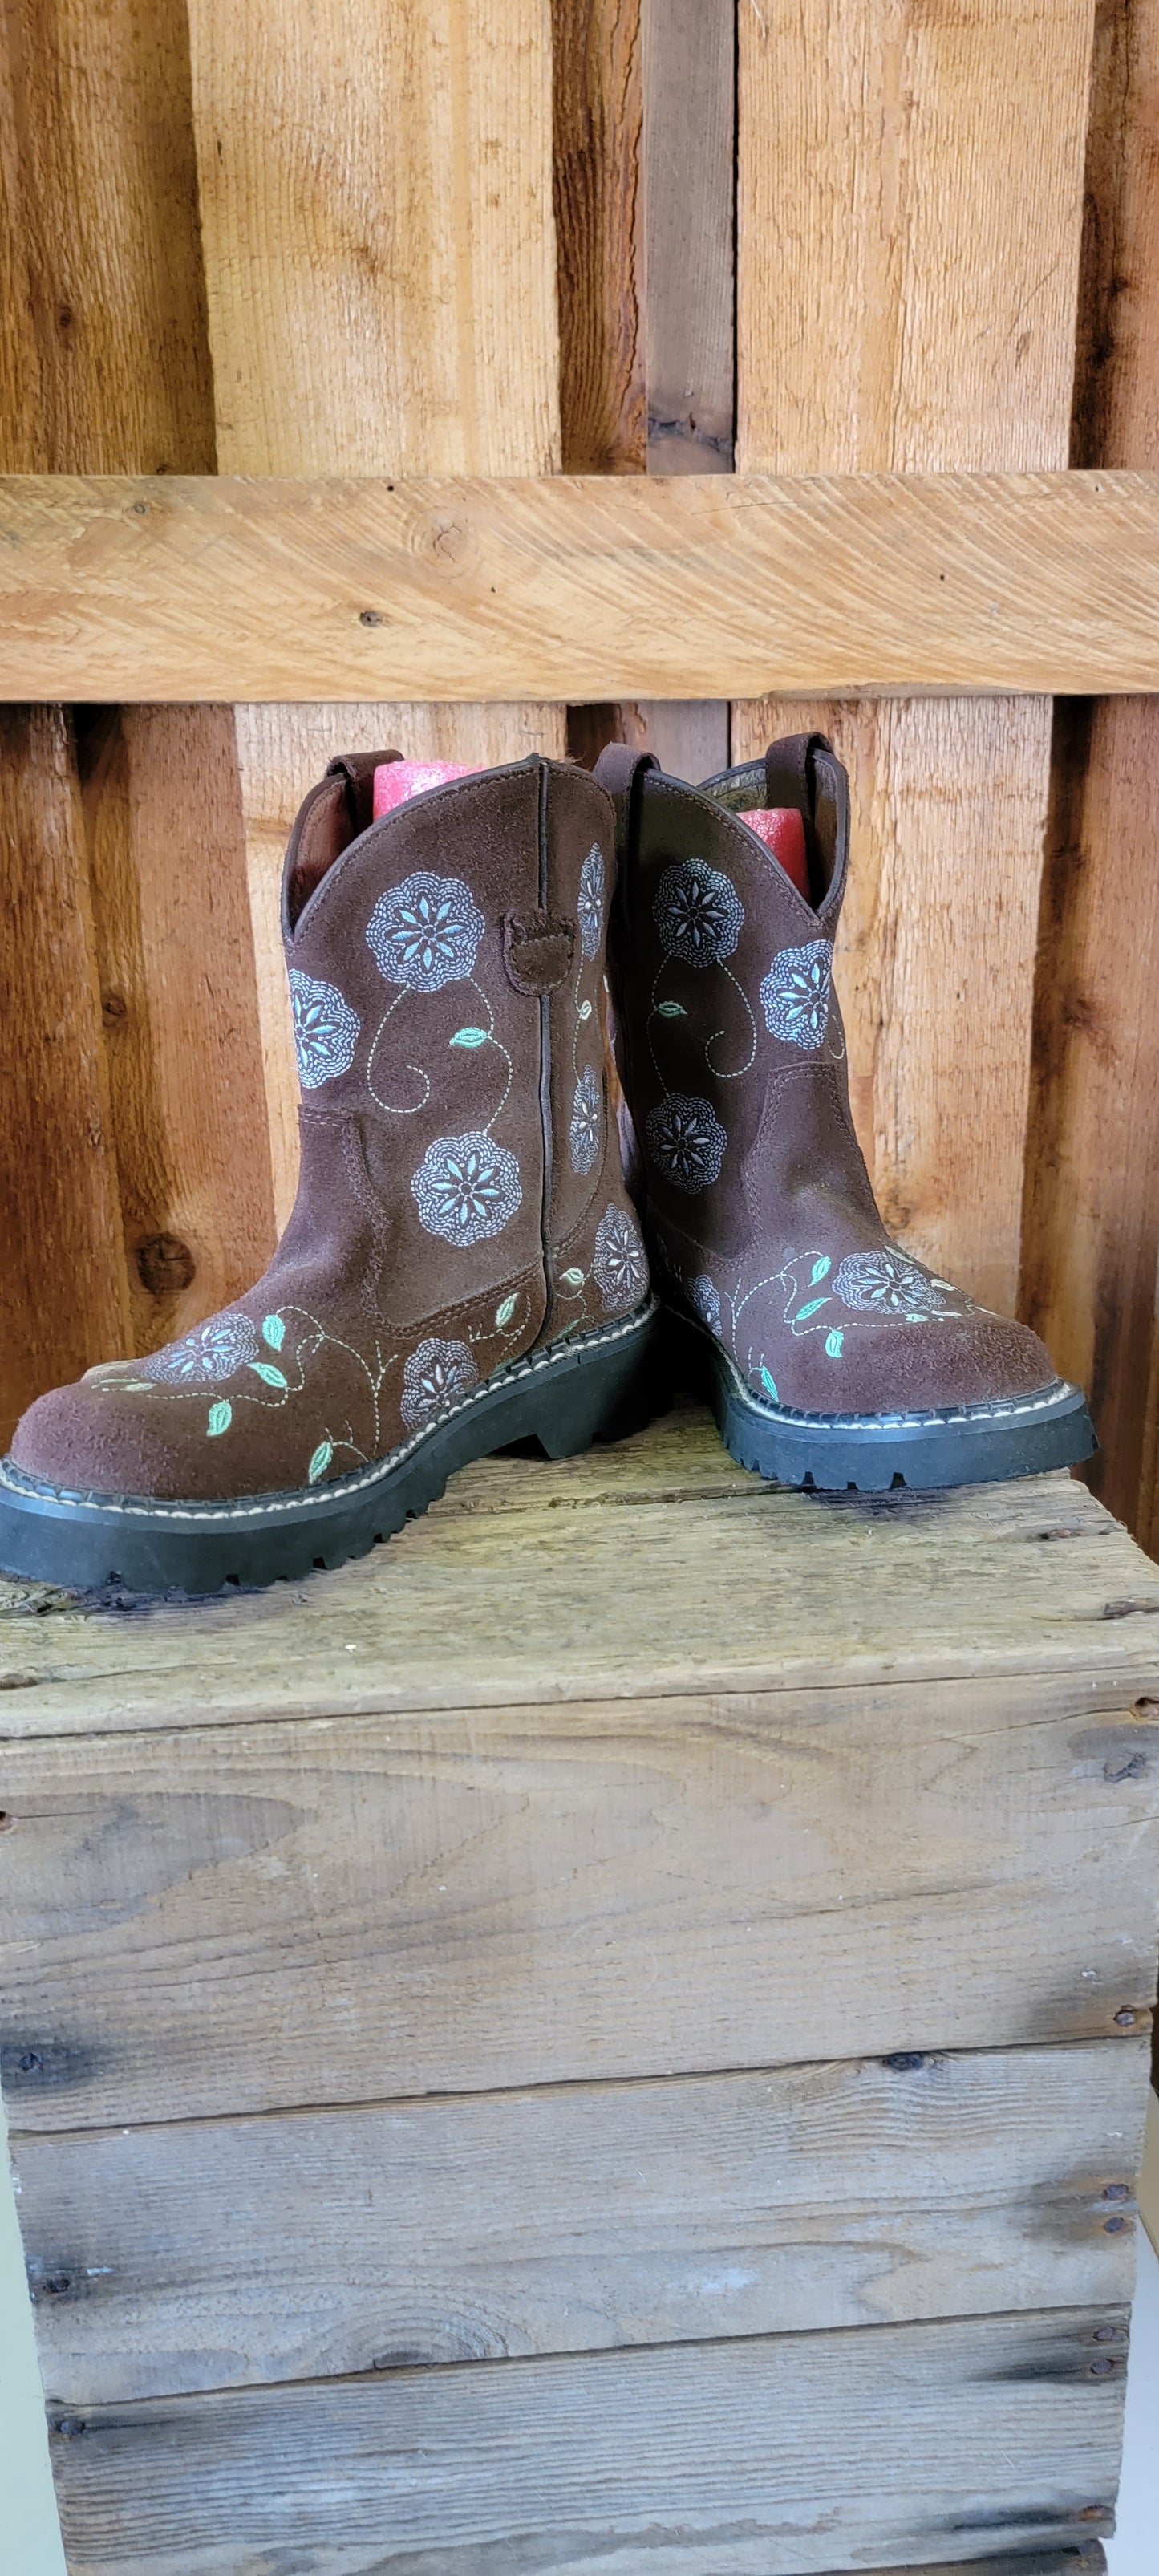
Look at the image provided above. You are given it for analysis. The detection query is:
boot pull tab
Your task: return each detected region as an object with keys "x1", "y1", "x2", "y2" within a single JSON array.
[
  {"x1": 593, "y1": 744, "x2": 659, "y2": 871},
  {"x1": 763, "y1": 732, "x2": 833, "y2": 817},
  {"x1": 326, "y1": 747, "x2": 402, "y2": 836},
  {"x1": 502, "y1": 908, "x2": 576, "y2": 996}
]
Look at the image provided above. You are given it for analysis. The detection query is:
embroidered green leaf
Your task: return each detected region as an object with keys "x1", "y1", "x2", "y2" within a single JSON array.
[
  {"x1": 560, "y1": 1265, "x2": 586, "y2": 1288},
  {"x1": 825, "y1": 1329, "x2": 845, "y2": 1359},
  {"x1": 794, "y1": 1296, "x2": 830, "y2": 1322},
  {"x1": 810, "y1": 1256, "x2": 832, "y2": 1284},
  {"x1": 450, "y1": 1026, "x2": 488, "y2": 1049},
  {"x1": 207, "y1": 1400, "x2": 233, "y2": 1437},
  {"x1": 262, "y1": 1312, "x2": 286, "y2": 1349},
  {"x1": 655, "y1": 1000, "x2": 687, "y2": 1018},
  {"x1": 760, "y1": 1366, "x2": 779, "y2": 1402},
  {"x1": 577, "y1": 1000, "x2": 593, "y2": 1022},
  {"x1": 118, "y1": 1379, "x2": 157, "y2": 1392},
  {"x1": 249, "y1": 1361, "x2": 288, "y2": 1389},
  {"x1": 307, "y1": 1439, "x2": 333, "y2": 1484},
  {"x1": 495, "y1": 1295, "x2": 517, "y2": 1329}
]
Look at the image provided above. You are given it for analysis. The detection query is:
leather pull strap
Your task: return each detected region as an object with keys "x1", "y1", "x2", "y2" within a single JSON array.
[
  {"x1": 593, "y1": 743, "x2": 659, "y2": 871},
  {"x1": 764, "y1": 732, "x2": 833, "y2": 817},
  {"x1": 326, "y1": 746, "x2": 402, "y2": 834}
]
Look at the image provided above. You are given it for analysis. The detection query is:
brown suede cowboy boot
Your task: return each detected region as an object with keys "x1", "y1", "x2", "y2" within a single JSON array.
[
  {"x1": 0, "y1": 752, "x2": 656, "y2": 1590},
  {"x1": 598, "y1": 732, "x2": 1093, "y2": 1491}
]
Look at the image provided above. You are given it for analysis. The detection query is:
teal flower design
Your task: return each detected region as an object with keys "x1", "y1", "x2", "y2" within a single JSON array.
[
  {"x1": 289, "y1": 970, "x2": 361, "y2": 1088},
  {"x1": 367, "y1": 871, "x2": 484, "y2": 992}
]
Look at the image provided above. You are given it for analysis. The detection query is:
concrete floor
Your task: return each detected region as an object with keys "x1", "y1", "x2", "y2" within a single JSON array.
[{"x1": 2, "y1": 2090, "x2": 1157, "y2": 2575}]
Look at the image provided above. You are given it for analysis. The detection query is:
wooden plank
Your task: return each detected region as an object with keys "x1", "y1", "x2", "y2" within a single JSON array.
[
  {"x1": 76, "y1": 705, "x2": 274, "y2": 1353},
  {"x1": 2, "y1": 1666, "x2": 1156, "y2": 2132},
  {"x1": 2, "y1": 1412, "x2": 1159, "y2": 1736},
  {"x1": 5, "y1": 467, "x2": 1159, "y2": 702},
  {"x1": 44, "y1": 2308, "x2": 1125, "y2": 2574},
  {"x1": 0, "y1": 707, "x2": 132, "y2": 1449},
  {"x1": 732, "y1": 0, "x2": 1094, "y2": 1320},
  {"x1": 0, "y1": 0, "x2": 274, "y2": 1426},
  {"x1": 1022, "y1": 2, "x2": 1159, "y2": 1548},
  {"x1": 553, "y1": 0, "x2": 645, "y2": 477},
  {"x1": 187, "y1": 0, "x2": 565, "y2": 1209},
  {"x1": 16, "y1": 2038, "x2": 1146, "y2": 2403}
]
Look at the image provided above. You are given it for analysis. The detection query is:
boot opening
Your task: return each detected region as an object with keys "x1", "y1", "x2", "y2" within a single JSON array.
[{"x1": 699, "y1": 735, "x2": 846, "y2": 908}]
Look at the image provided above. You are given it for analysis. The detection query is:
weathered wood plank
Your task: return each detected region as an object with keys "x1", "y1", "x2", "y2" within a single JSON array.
[
  {"x1": 2, "y1": 1418, "x2": 1158, "y2": 1740},
  {"x1": 0, "y1": 0, "x2": 274, "y2": 1431},
  {"x1": 44, "y1": 2308, "x2": 1125, "y2": 2574},
  {"x1": 0, "y1": 706, "x2": 132, "y2": 1449},
  {"x1": 1022, "y1": 1, "x2": 1159, "y2": 1548},
  {"x1": 732, "y1": 0, "x2": 1093, "y2": 1321},
  {"x1": 187, "y1": 0, "x2": 565, "y2": 1209},
  {"x1": 2, "y1": 1653, "x2": 1156, "y2": 2132},
  {"x1": 16, "y1": 2039, "x2": 1146, "y2": 2404},
  {"x1": 553, "y1": 0, "x2": 645, "y2": 477},
  {"x1": 2, "y1": 466, "x2": 1158, "y2": 702}
]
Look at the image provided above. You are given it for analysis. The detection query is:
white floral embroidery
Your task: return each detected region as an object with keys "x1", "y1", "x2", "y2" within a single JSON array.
[
  {"x1": 289, "y1": 970, "x2": 361, "y2": 1089},
  {"x1": 833, "y1": 1248, "x2": 961, "y2": 1319},
  {"x1": 577, "y1": 845, "x2": 605, "y2": 961},
  {"x1": 592, "y1": 1205, "x2": 648, "y2": 1312},
  {"x1": 569, "y1": 1066, "x2": 602, "y2": 1176},
  {"x1": 399, "y1": 1336, "x2": 479, "y2": 1430},
  {"x1": 367, "y1": 870, "x2": 485, "y2": 992},
  {"x1": 144, "y1": 1312, "x2": 259, "y2": 1384},
  {"x1": 760, "y1": 940, "x2": 833, "y2": 1049},
  {"x1": 654, "y1": 859, "x2": 744, "y2": 966},
  {"x1": 411, "y1": 1130, "x2": 522, "y2": 1247},
  {"x1": 687, "y1": 1272, "x2": 721, "y2": 1333},
  {"x1": 646, "y1": 1092, "x2": 727, "y2": 1192}
]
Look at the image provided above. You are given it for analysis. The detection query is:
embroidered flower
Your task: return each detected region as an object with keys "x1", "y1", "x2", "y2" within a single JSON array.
[
  {"x1": 592, "y1": 1205, "x2": 648, "y2": 1312},
  {"x1": 569, "y1": 1066, "x2": 602, "y2": 1176},
  {"x1": 289, "y1": 970, "x2": 361, "y2": 1089},
  {"x1": 411, "y1": 1130, "x2": 522, "y2": 1247},
  {"x1": 399, "y1": 1336, "x2": 479, "y2": 1430},
  {"x1": 654, "y1": 859, "x2": 744, "y2": 966},
  {"x1": 145, "y1": 1312, "x2": 259, "y2": 1384},
  {"x1": 577, "y1": 845, "x2": 605, "y2": 961},
  {"x1": 760, "y1": 940, "x2": 833, "y2": 1049},
  {"x1": 687, "y1": 1272, "x2": 721, "y2": 1333},
  {"x1": 646, "y1": 1092, "x2": 727, "y2": 1192},
  {"x1": 833, "y1": 1248, "x2": 961, "y2": 1319},
  {"x1": 367, "y1": 870, "x2": 485, "y2": 992}
]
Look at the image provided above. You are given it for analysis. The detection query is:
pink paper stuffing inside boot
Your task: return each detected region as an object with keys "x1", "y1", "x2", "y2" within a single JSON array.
[
  {"x1": 744, "y1": 805, "x2": 810, "y2": 899},
  {"x1": 373, "y1": 759, "x2": 481, "y2": 817}
]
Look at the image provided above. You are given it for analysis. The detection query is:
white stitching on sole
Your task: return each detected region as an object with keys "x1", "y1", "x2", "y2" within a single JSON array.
[{"x1": 0, "y1": 1302, "x2": 657, "y2": 1529}]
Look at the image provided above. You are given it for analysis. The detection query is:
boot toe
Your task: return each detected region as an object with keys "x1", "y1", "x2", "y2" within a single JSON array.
[
  {"x1": 10, "y1": 1377, "x2": 229, "y2": 1503},
  {"x1": 797, "y1": 1310, "x2": 1064, "y2": 1418}
]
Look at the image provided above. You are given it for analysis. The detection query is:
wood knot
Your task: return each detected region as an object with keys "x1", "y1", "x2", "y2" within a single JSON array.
[
  {"x1": 502, "y1": 908, "x2": 576, "y2": 995},
  {"x1": 136, "y1": 1233, "x2": 196, "y2": 1297}
]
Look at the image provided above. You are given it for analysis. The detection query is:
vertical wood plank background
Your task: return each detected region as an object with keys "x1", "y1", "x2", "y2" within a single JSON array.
[{"x1": 2, "y1": 0, "x2": 1159, "y2": 1571}]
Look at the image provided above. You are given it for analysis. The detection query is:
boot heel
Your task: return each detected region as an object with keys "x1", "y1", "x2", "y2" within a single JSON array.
[{"x1": 534, "y1": 1314, "x2": 662, "y2": 1458}]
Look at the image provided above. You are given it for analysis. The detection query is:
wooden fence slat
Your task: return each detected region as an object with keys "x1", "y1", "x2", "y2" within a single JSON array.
[
  {"x1": 1021, "y1": 1, "x2": 1159, "y2": 1552},
  {"x1": 554, "y1": 0, "x2": 645, "y2": 477},
  {"x1": 186, "y1": 0, "x2": 566, "y2": 1217},
  {"x1": 0, "y1": 708, "x2": 132, "y2": 1448},
  {"x1": 732, "y1": 0, "x2": 1095, "y2": 1318},
  {"x1": 5, "y1": 467, "x2": 1159, "y2": 700},
  {"x1": 0, "y1": 0, "x2": 274, "y2": 1427},
  {"x1": 46, "y1": 2309, "x2": 1125, "y2": 2575},
  {"x1": 16, "y1": 2038, "x2": 1144, "y2": 2404}
]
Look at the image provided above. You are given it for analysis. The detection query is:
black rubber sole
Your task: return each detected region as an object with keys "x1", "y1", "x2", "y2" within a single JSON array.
[
  {"x1": 0, "y1": 1302, "x2": 662, "y2": 1596},
  {"x1": 665, "y1": 1306, "x2": 1096, "y2": 1491}
]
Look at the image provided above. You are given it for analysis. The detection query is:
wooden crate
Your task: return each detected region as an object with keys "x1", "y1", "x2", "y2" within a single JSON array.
[{"x1": 2, "y1": 1407, "x2": 1157, "y2": 2571}]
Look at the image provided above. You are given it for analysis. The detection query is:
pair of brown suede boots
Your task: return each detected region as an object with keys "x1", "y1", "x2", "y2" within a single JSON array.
[{"x1": 0, "y1": 735, "x2": 1093, "y2": 1593}]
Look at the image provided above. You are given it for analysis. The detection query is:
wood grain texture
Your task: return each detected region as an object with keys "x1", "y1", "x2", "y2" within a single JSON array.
[
  {"x1": 0, "y1": 0, "x2": 273, "y2": 1430},
  {"x1": 44, "y1": 2308, "x2": 1125, "y2": 2574},
  {"x1": 2, "y1": 1411, "x2": 1159, "y2": 1738},
  {"x1": 554, "y1": 0, "x2": 645, "y2": 475},
  {"x1": 4, "y1": 467, "x2": 1159, "y2": 701},
  {"x1": 76, "y1": 706, "x2": 275, "y2": 1350},
  {"x1": 0, "y1": 707, "x2": 132, "y2": 1446},
  {"x1": 1021, "y1": 2, "x2": 1159, "y2": 1551},
  {"x1": 187, "y1": 0, "x2": 565, "y2": 1207},
  {"x1": 2, "y1": 1668, "x2": 1156, "y2": 2130},
  {"x1": 16, "y1": 2039, "x2": 1146, "y2": 2403},
  {"x1": 733, "y1": 0, "x2": 1094, "y2": 1321}
]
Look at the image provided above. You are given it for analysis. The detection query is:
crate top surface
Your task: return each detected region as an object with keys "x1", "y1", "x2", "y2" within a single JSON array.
[{"x1": 0, "y1": 1406, "x2": 1156, "y2": 1742}]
